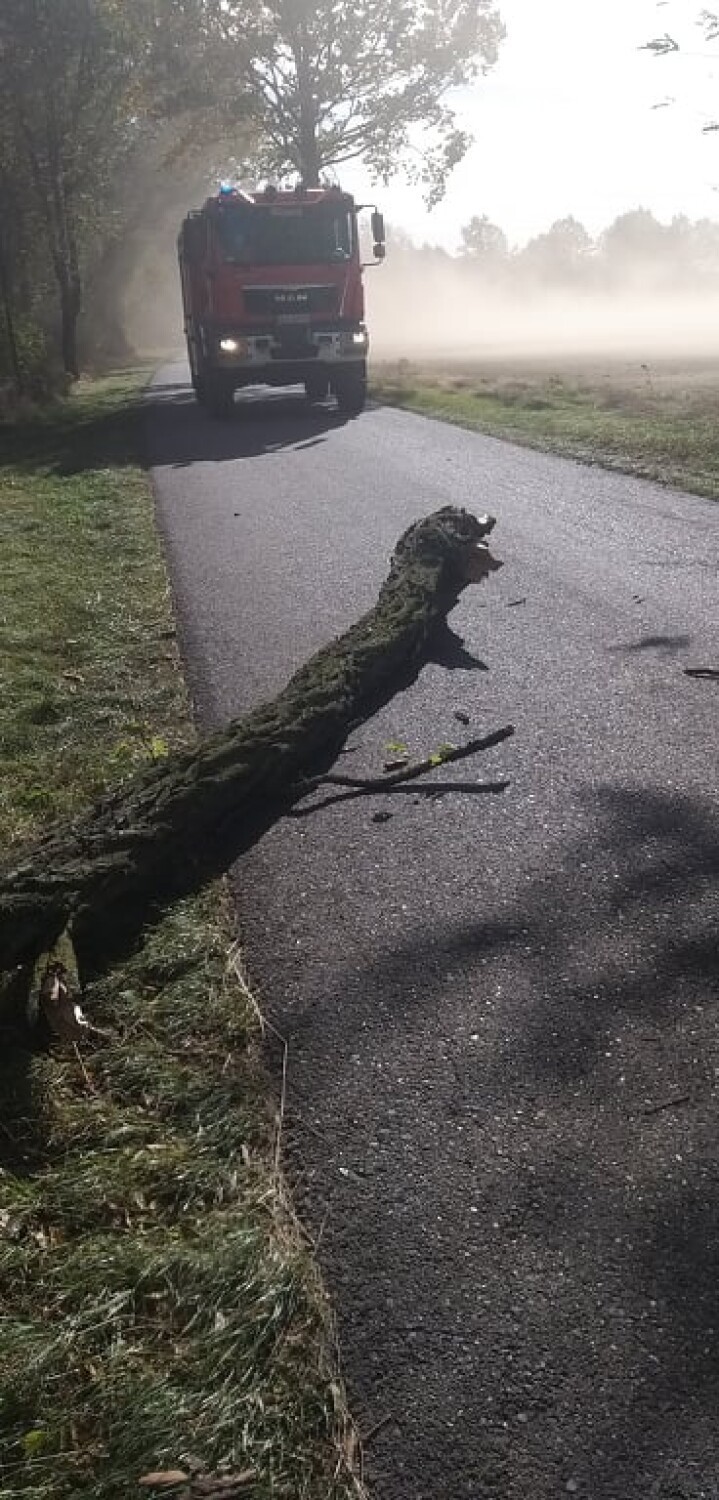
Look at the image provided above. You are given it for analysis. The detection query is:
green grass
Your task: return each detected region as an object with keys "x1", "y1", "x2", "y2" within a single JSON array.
[
  {"x1": 0, "y1": 373, "x2": 186, "y2": 847},
  {"x1": 0, "y1": 376, "x2": 359, "y2": 1499},
  {"x1": 370, "y1": 359, "x2": 719, "y2": 500}
]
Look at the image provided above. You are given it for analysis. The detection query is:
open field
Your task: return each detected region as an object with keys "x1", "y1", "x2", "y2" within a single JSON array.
[
  {"x1": 0, "y1": 376, "x2": 358, "y2": 1500},
  {"x1": 370, "y1": 354, "x2": 719, "y2": 500}
]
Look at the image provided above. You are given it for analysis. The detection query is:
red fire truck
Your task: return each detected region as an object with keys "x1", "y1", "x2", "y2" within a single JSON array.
[{"x1": 177, "y1": 183, "x2": 385, "y2": 418}]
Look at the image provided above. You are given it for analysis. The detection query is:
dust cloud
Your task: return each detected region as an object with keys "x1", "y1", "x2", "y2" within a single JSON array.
[
  {"x1": 365, "y1": 258, "x2": 719, "y2": 363},
  {"x1": 120, "y1": 213, "x2": 186, "y2": 358},
  {"x1": 115, "y1": 201, "x2": 719, "y2": 368},
  {"x1": 81, "y1": 137, "x2": 218, "y2": 365}
]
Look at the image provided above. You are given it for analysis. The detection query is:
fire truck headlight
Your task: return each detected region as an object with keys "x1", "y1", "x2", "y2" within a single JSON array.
[
  {"x1": 219, "y1": 336, "x2": 246, "y2": 355},
  {"x1": 341, "y1": 329, "x2": 368, "y2": 351}
]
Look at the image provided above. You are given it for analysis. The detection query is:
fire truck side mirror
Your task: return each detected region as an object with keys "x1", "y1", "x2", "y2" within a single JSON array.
[
  {"x1": 371, "y1": 210, "x2": 385, "y2": 246},
  {"x1": 373, "y1": 243, "x2": 386, "y2": 260}
]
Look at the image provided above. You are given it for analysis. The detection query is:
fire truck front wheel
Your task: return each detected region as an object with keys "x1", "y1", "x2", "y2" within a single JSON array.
[
  {"x1": 305, "y1": 375, "x2": 329, "y2": 403},
  {"x1": 198, "y1": 375, "x2": 235, "y2": 419},
  {"x1": 332, "y1": 369, "x2": 367, "y2": 416}
]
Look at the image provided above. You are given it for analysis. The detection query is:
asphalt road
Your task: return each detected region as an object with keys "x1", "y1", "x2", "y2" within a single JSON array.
[{"x1": 149, "y1": 365, "x2": 719, "y2": 1500}]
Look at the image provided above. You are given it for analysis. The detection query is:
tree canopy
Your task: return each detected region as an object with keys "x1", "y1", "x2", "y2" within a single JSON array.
[
  {"x1": 0, "y1": 0, "x2": 254, "y2": 383},
  {"x1": 642, "y1": 9, "x2": 719, "y2": 129},
  {"x1": 460, "y1": 215, "x2": 509, "y2": 263},
  {"x1": 223, "y1": 0, "x2": 504, "y2": 204},
  {"x1": 0, "y1": 0, "x2": 153, "y2": 375}
]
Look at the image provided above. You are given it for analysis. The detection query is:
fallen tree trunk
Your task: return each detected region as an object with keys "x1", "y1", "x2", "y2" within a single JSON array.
[{"x1": 0, "y1": 507, "x2": 507, "y2": 981}]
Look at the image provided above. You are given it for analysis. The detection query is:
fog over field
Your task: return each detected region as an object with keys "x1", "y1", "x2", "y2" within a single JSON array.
[
  {"x1": 364, "y1": 217, "x2": 719, "y2": 363},
  {"x1": 367, "y1": 279, "x2": 719, "y2": 362}
]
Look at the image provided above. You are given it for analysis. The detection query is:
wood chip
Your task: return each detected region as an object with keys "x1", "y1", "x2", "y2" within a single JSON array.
[{"x1": 39, "y1": 964, "x2": 92, "y2": 1040}]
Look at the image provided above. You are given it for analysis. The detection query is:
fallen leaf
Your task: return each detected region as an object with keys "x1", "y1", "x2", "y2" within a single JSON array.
[
  {"x1": 22, "y1": 1429, "x2": 48, "y2": 1457},
  {"x1": 429, "y1": 743, "x2": 456, "y2": 766}
]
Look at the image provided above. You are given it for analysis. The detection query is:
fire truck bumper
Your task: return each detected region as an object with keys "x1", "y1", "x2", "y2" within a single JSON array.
[{"x1": 208, "y1": 326, "x2": 368, "y2": 377}]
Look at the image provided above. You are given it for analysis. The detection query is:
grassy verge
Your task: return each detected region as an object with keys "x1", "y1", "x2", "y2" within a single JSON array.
[
  {"x1": 370, "y1": 357, "x2": 719, "y2": 500},
  {"x1": 0, "y1": 375, "x2": 358, "y2": 1499}
]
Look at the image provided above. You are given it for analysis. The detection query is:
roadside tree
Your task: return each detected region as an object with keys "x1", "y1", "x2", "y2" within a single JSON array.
[
  {"x1": 0, "y1": 0, "x2": 246, "y2": 378},
  {"x1": 221, "y1": 0, "x2": 505, "y2": 205},
  {"x1": 0, "y1": 0, "x2": 147, "y2": 376}
]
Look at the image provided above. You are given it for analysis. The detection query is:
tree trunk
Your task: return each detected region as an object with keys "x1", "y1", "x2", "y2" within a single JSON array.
[
  {"x1": 298, "y1": 105, "x2": 320, "y2": 186},
  {"x1": 58, "y1": 220, "x2": 82, "y2": 378},
  {"x1": 22, "y1": 130, "x2": 84, "y2": 379},
  {"x1": 0, "y1": 509, "x2": 502, "y2": 984},
  {"x1": 294, "y1": 27, "x2": 321, "y2": 185},
  {"x1": 83, "y1": 234, "x2": 135, "y2": 362},
  {"x1": 0, "y1": 236, "x2": 24, "y2": 394},
  {"x1": 59, "y1": 276, "x2": 81, "y2": 378}
]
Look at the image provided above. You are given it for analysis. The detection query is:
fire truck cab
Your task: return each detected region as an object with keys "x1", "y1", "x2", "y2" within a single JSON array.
[{"x1": 178, "y1": 183, "x2": 385, "y2": 417}]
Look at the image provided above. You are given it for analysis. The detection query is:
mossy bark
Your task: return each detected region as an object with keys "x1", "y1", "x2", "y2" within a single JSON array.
[{"x1": 0, "y1": 508, "x2": 500, "y2": 981}]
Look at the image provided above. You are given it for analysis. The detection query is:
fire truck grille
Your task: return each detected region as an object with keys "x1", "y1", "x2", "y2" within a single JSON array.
[
  {"x1": 243, "y1": 284, "x2": 339, "y2": 317},
  {"x1": 272, "y1": 329, "x2": 317, "y2": 358}
]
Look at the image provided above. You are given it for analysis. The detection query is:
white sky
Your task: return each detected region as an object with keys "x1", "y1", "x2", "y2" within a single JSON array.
[{"x1": 343, "y1": 0, "x2": 719, "y2": 250}]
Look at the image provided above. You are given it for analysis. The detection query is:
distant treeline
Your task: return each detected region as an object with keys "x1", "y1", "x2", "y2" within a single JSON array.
[{"x1": 393, "y1": 210, "x2": 719, "y2": 291}]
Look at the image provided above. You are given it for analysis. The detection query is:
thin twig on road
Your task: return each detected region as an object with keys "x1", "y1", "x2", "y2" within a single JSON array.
[{"x1": 290, "y1": 727, "x2": 514, "y2": 816}]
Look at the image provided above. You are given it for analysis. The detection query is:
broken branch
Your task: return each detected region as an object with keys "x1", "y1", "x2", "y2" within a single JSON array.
[
  {"x1": 298, "y1": 725, "x2": 514, "y2": 795},
  {"x1": 0, "y1": 507, "x2": 504, "y2": 983}
]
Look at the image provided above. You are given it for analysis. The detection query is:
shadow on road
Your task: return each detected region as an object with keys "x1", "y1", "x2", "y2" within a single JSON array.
[
  {"x1": 0, "y1": 375, "x2": 359, "y2": 479},
  {"x1": 280, "y1": 779, "x2": 719, "y2": 1500},
  {"x1": 146, "y1": 382, "x2": 354, "y2": 469},
  {"x1": 609, "y1": 632, "x2": 693, "y2": 656}
]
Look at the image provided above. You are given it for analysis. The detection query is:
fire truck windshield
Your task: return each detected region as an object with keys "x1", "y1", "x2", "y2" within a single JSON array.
[{"x1": 216, "y1": 203, "x2": 354, "y2": 266}]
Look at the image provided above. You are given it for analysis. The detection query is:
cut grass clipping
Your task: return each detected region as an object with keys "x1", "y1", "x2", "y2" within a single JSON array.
[
  {"x1": 370, "y1": 357, "x2": 719, "y2": 501},
  {"x1": 0, "y1": 375, "x2": 358, "y2": 1499}
]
